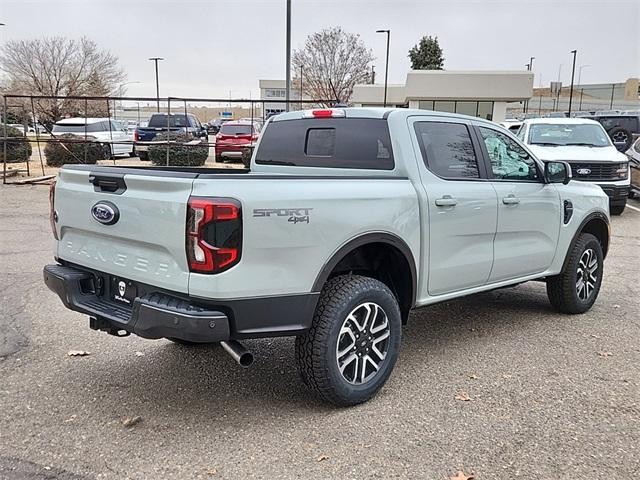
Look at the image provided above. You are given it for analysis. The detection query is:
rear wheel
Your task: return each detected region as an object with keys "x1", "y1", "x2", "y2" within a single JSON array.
[
  {"x1": 547, "y1": 233, "x2": 603, "y2": 314},
  {"x1": 166, "y1": 338, "x2": 213, "y2": 346},
  {"x1": 295, "y1": 275, "x2": 401, "y2": 406},
  {"x1": 138, "y1": 151, "x2": 149, "y2": 161},
  {"x1": 102, "y1": 144, "x2": 112, "y2": 160}
]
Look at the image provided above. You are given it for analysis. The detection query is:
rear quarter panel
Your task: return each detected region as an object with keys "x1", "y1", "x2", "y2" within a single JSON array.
[{"x1": 188, "y1": 176, "x2": 420, "y2": 299}]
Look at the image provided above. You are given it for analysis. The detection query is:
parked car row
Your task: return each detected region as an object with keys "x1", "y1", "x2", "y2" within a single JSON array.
[{"x1": 134, "y1": 113, "x2": 208, "y2": 160}]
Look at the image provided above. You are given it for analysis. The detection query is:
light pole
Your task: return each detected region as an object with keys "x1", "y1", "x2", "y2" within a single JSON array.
[
  {"x1": 376, "y1": 29, "x2": 390, "y2": 107},
  {"x1": 568, "y1": 50, "x2": 577, "y2": 116},
  {"x1": 285, "y1": 0, "x2": 291, "y2": 112},
  {"x1": 524, "y1": 63, "x2": 530, "y2": 114},
  {"x1": 577, "y1": 64, "x2": 590, "y2": 87},
  {"x1": 299, "y1": 64, "x2": 304, "y2": 110},
  {"x1": 148, "y1": 57, "x2": 164, "y2": 113}
]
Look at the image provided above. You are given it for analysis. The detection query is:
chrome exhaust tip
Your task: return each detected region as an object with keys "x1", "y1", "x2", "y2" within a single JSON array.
[{"x1": 220, "y1": 340, "x2": 254, "y2": 367}]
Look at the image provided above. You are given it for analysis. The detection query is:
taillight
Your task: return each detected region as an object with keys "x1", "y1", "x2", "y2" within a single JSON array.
[
  {"x1": 134, "y1": 130, "x2": 139, "y2": 142},
  {"x1": 49, "y1": 180, "x2": 59, "y2": 240},
  {"x1": 186, "y1": 197, "x2": 242, "y2": 274}
]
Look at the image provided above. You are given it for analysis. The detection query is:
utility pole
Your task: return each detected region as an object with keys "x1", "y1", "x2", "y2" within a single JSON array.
[
  {"x1": 149, "y1": 57, "x2": 164, "y2": 113},
  {"x1": 376, "y1": 29, "x2": 390, "y2": 107},
  {"x1": 285, "y1": 0, "x2": 291, "y2": 111},
  {"x1": 568, "y1": 50, "x2": 577, "y2": 116}
]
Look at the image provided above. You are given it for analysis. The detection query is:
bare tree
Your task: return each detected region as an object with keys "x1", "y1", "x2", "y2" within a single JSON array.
[
  {"x1": 293, "y1": 27, "x2": 373, "y2": 105},
  {"x1": 0, "y1": 36, "x2": 125, "y2": 124}
]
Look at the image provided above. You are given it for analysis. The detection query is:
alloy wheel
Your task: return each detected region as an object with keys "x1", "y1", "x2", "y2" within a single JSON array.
[
  {"x1": 335, "y1": 302, "x2": 390, "y2": 385},
  {"x1": 576, "y1": 248, "x2": 598, "y2": 301}
]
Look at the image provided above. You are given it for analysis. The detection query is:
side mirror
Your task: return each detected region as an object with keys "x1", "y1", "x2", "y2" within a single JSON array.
[{"x1": 545, "y1": 161, "x2": 572, "y2": 185}]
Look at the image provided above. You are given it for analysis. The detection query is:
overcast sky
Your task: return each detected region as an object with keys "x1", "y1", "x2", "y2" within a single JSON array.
[{"x1": 1, "y1": 0, "x2": 639, "y2": 100}]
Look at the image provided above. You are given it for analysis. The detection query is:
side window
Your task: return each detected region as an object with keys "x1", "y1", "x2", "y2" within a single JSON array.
[
  {"x1": 414, "y1": 121, "x2": 480, "y2": 179},
  {"x1": 479, "y1": 127, "x2": 540, "y2": 181}
]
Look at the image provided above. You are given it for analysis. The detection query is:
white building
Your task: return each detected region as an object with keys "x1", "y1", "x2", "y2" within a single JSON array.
[
  {"x1": 259, "y1": 79, "x2": 311, "y2": 117},
  {"x1": 352, "y1": 70, "x2": 533, "y2": 123}
]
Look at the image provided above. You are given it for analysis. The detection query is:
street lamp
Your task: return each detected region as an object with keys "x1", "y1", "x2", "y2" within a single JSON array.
[
  {"x1": 577, "y1": 64, "x2": 590, "y2": 87},
  {"x1": 568, "y1": 50, "x2": 577, "y2": 116},
  {"x1": 299, "y1": 64, "x2": 304, "y2": 110},
  {"x1": 285, "y1": 0, "x2": 292, "y2": 111},
  {"x1": 148, "y1": 57, "x2": 164, "y2": 113},
  {"x1": 376, "y1": 29, "x2": 390, "y2": 107}
]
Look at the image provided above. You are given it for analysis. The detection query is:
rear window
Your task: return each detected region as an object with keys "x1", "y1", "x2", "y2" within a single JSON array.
[
  {"x1": 52, "y1": 122, "x2": 105, "y2": 133},
  {"x1": 255, "y1": 118, "x2": 394, "y2": 170},
  {"x1": 220, "y1": 124, "x2": 254, "y2": 135},
  {"x1": 148, "y1": 114, "x2": 189, "y2": 128}
]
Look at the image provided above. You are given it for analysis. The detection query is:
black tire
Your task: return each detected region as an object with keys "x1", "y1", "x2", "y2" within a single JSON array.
[
  {"x1": 166, "y1": 337, "x2": 212, "y2": 346},
  {"x1": 129, "y1": 148, "x2": 136, "y2": 158},
  {"x1": 546, "y1": 233, "x2": 603, "y2": 314},
  {"x1": 138, "y1": 151, "x2": 149, "y2": 161},
  {"x1": 295, "y1": 275, "x2": 402, "y2": 406},
  {"x1": 102, "y1": 144, "x2": 112, "y2": 160},
  {"x1": 607, "y1": 126, "x2": 632, "y2": 152},
  {"x1": 610, "y1": 203, "x2": 626, "y2": 215}
]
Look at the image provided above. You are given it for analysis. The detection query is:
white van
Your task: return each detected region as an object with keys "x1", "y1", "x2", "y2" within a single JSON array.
[
  {"x1": 518, "y1": 118, "x2": 630, "y2": 215},
  {"x1": 52, "y1": 118, "x2": 135, "y2": 159}
]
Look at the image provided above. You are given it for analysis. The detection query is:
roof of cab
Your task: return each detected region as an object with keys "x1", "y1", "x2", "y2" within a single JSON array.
[
  {"x1": 55, "y1": 117, "x2": 110, "y2": 124},
  {"x1": 523, "y1": 117, "x2": 601, "y2": 125},
  {"x1": 270, "y1": 107, "x2": 498, "y2": 128}
]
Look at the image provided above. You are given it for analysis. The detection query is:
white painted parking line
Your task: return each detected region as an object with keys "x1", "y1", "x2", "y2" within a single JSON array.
[{"x1": 626, "y1": 203, "x2": 640, "y2": 213}]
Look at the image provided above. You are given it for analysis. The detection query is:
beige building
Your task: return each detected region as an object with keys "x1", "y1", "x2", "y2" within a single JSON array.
[{"x1": 352, "y1": 70, "x2": 534, "y2": 122}]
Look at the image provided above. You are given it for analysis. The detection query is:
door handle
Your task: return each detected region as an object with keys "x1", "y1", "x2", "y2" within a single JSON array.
[
  {"x1": 435, "y1": 195, "x2": 458, "y2": 207},
  {"x1": 502, "y1": 195, "x2": 521, "y2": 205}
]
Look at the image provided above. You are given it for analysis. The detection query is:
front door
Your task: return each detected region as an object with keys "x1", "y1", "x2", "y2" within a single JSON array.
[
  {"x1": 475, "y1": 125, "x2": 560, "y2": 282},
  {"x1": 411, "y1": 118, "x2": 498, "y2": 296}
]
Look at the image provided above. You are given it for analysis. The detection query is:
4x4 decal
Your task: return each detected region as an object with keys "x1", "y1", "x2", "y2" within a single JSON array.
[{"x1": 253, "y1": 208, "x2": 312, "y2": 224}]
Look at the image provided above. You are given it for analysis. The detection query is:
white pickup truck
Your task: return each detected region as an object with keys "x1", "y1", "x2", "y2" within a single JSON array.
[{"x1": 44, "y1": 108, "x2": 610, "y2": 406}]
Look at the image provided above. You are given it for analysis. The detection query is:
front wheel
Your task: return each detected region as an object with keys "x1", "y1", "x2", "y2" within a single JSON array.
[
  {"x1": 546, "y1": 233, "x2": 603, "y2": 314},
  {"x1": 295, "y1": 275, "x2": 402, "y2": 406}
]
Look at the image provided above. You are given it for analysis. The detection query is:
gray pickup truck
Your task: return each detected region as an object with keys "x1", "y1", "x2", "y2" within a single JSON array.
[{"x1": 44, "y1": 108, "x2": 610, "y2": 406}]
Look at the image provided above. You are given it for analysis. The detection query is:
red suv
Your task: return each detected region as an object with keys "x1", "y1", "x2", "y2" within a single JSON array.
[{"x1": 214, "y1": 121, "x2": 261, "y2": 163}]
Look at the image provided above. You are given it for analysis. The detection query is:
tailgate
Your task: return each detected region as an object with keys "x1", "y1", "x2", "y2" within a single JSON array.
[{"x1": 54, "y1": 167, "x2": 196, "y2": 293}]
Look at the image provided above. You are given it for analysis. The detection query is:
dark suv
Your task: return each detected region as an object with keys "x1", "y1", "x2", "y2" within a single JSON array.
[{"x1": 587, "y1": 114, "x2": 640, "y2": 152}]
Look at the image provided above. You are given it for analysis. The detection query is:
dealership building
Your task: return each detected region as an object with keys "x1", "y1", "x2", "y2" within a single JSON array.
[{"x1": 351, "y1": 70, "x2": 533, "y2": 122}]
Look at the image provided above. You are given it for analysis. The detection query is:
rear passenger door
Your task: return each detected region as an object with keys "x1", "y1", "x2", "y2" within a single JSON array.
[
  {"x1": 475, "y1": 125, "x2": 560, "y2": 282},
  {"x1": 410, "y1": 118, "x2": 498, "y2": 296}
]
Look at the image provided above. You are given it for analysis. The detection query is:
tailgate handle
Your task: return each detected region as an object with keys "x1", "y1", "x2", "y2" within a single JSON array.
[{"x1": 89, "y1": 174, "x2": 127, "y2": 195}]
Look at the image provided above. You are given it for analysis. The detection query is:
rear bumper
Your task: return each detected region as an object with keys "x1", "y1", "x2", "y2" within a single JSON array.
[
  {"x1": 44, "y1": 264, "x2": 230, "y2": 342},
  {"x1": 44, "y1": 263, "x2": 319, "y2": 342},
  {"x1": 215, "y1": 144, "x2": 250, "y2": 156}
]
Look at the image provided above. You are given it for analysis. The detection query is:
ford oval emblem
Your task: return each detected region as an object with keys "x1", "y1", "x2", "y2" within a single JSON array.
[
  {"x1": 91, "y1": 201, "x2": 119, "y2": 225},
  {"x1": 576, "y1": 168, "x2": 591, "y2": 175}
]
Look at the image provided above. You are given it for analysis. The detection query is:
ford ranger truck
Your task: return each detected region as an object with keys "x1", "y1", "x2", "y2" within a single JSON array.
[{"x1": 44, "y1": 108, "x2": 610, "y2": 406}]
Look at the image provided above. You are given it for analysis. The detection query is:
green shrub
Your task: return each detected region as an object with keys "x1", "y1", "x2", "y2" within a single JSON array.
[
  {"x1": 44, "y1": 134, "x2": 104, "y2": 167},
  {"x1": 0, "y1": 124, "x2": 33, "y2": 164},
  {"x1": 148, "y1": 131, "x2": 208, "y2": 167}
]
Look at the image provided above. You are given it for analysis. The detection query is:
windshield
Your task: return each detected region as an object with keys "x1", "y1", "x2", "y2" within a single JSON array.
[
  {"x1": 220, "y1": 124, "x2": 253, "y2": 135},
  {"x1": 529, "y1": 123, "x2": 611, "y2": 147},
  {"x1": 148, "y1": 114, "x2": 189, "y2": 128}
]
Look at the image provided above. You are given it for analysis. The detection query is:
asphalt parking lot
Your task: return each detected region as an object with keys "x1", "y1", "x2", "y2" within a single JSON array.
[{"x1": 0, "y1": 185, "x2": 638, "y2": 480}]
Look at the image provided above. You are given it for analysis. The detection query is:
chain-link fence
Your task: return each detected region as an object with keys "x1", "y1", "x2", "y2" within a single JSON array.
[{"x1": 1, "y1": 94, "x2": 335, "y2": 185}]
